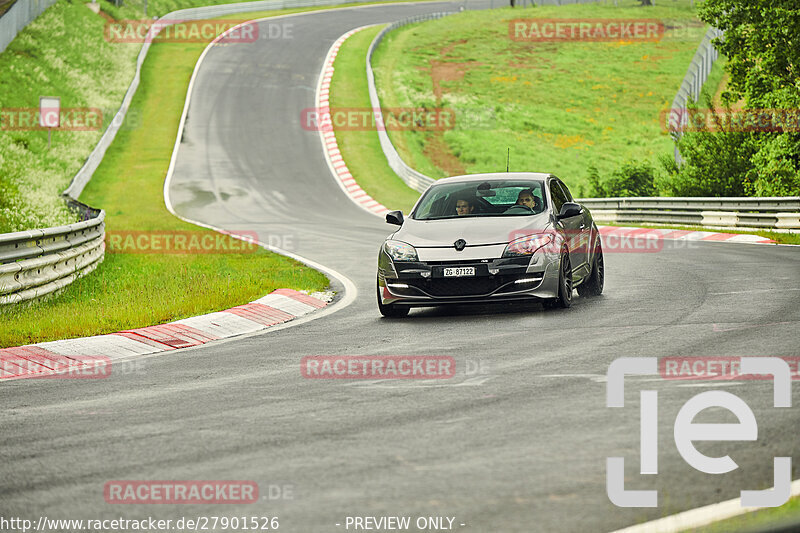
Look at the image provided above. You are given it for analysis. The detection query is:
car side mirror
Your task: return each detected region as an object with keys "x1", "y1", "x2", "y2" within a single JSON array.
[
  {"x1": 557, "y1": 202, "x2": 582, "y2": 220},
  {"x1": 386, "y1": 210, "x2": 404, "y2": 226}
]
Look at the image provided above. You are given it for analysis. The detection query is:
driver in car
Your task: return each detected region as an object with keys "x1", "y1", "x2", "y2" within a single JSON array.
[{"x1": 505, "y1": 189, "x2": 540, "y2": 213}]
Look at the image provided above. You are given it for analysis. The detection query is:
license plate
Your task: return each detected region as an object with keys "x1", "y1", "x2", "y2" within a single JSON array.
[{"x1": 443, "y1": 267, "x2": 475, "y2": 277}]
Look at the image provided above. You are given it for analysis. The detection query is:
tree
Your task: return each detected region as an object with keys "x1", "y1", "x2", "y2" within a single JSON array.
[{"x1": 698, "y1": 0, "x2": 800, "y2": 108}]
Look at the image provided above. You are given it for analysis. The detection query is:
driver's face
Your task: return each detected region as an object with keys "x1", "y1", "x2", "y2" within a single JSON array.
[
  {"x1": 456, "y1": 200, "x2": 473, "y2": 215},
  {"x1": 517, "y1": 194, "x2": 535, "y2": 207}
]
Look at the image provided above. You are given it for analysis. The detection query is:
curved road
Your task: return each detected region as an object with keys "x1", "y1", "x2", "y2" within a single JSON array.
[{"x1": 2, "y1": 3, "x2": 800, "y2": 532}]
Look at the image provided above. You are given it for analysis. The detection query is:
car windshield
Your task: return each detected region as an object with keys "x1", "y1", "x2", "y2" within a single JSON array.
[{"x1": 411, "y1": 180, "x2": 547, "y2": 220}]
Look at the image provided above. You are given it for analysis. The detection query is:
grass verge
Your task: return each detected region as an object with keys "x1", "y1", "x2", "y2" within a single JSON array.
[
  {"x1": 371, "y1": 0, "x2": 707, "y2": 194},
  {"x1": 682, "y1": 495, "x2": 800, "y2": 532},
  {"x1": 329, "y1": 24, "x2": 421, "y2": 214}
]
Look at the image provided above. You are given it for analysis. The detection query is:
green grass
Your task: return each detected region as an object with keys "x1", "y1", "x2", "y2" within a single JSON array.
[
  {"x1": 329, "y1": 24, "x2": 422, "y2": 214},
  {"x1": 705, "y1": 55, "x2": 727, "y2": 106},
  {"x1": 371, "y1": 0, "x2": 708, "y2": 195},
  {"x1": 683, "y1": 495, "x2": 800, "y2": 532},
  {"x1": 0, "y1": 0, "x2": 142, "y2": 232}
]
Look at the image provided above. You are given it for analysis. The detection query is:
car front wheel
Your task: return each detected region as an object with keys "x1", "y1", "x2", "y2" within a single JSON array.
[
  {"x1": 577, "y1": 235, "x2": 604, "y2": 297},
  {"x1": 546, "y1": 250, "x2": 573, "y2": 309}
]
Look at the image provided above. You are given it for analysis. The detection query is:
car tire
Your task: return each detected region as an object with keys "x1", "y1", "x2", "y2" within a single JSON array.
[
  {"x1": 377, "y1": 277, "x2": 410, "y2": 318},
  {"x1": 546, "y1": 250, "x2": 573, "y2": 309},
  {"x1": 577, "y1": 235, "x2": 604, "y2": 297}
]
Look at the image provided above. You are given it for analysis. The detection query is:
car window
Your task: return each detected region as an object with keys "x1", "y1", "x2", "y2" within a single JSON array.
[
  {"x1": 411, "y1": 180, "x2": 547, "y2": 220},
  {"x1": 549, "y1": 181, "x2": 568, "y2": 213},
  {"x1": 556, "y1": 180, "x2": 573, "y2": 202}
]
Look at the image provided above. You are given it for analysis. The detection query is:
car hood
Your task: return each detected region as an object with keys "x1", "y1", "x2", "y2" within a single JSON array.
[{"x1": 391, "y1": 214, "x2": 552, "y2": 247}]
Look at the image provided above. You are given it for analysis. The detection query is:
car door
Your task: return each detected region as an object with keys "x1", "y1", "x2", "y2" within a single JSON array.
[
  {"x1": 555, "y1": 179, "x2": 591, "y2": 278},
  {"x1": 549, "y1": 178, "x2": 582, "y2": 277}
]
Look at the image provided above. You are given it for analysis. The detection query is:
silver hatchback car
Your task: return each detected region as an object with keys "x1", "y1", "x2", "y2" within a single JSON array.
[{"x1": 377, "y1": 173, "x2": 604, "y2": 317}]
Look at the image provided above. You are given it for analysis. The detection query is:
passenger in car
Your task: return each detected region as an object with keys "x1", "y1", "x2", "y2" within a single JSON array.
[{"x1": 455, "y1": 196, "x2": 476, "y2": 216}]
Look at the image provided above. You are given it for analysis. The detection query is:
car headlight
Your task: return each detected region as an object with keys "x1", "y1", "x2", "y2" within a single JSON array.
[
  {"x1": 383, "y1": 240, "x2": 418, "y2": 262},
  {"x1": 502, "y1": 234, "x2": 553, "y2": 257}
]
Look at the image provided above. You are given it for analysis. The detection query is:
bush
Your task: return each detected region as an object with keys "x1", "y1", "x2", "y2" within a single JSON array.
[
  {"x1": 587, "y1": 160, "x2": 658, "y2": 197},
  {"x1": 746, "y1": 133, "x2": 800, "y2": 196},
  {"x1": 660, "y1": 97, "x2": 800, "y2": 197}
]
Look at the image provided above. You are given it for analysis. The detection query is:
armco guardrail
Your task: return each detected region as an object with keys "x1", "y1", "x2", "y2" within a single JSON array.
[
  {"x1": 576, "y1": 197, "x2": 800, "y2": 230},
  {"x1": 0, "y1": 0, "x2": 58, "y2": 55},
  {"x1": 0, "y1": 199, "x2": 105, "y2": 305}
]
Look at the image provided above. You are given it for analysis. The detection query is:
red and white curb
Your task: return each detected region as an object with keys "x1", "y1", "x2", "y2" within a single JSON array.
[
  {"x1": 316, "y1": 27, "x2": 391, "y2": 218},
  {"x1": 0, "y1": 289, "x2": 332, "y2": 381}
]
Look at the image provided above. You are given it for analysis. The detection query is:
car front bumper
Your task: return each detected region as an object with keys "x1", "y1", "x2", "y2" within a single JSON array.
[{"x1": 377, "y1": 249, "x2": 560, "y2": 307}]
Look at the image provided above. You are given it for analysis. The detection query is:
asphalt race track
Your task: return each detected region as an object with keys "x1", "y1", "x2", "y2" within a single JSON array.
[{"x1": 2, "y1": 3, "x2": 800, "y2": 532}]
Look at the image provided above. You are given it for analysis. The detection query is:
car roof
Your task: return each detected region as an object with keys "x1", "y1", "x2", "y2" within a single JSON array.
[{"x1": 433, "y1": 172, "x2": 553, "y2": 185}]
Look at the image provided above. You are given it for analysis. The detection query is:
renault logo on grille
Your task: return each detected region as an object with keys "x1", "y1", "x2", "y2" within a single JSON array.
[{"x1": 454, "y1": 239, "x2": 466, "y2": 251}]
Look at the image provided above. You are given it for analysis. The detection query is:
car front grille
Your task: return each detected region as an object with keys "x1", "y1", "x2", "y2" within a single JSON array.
[
  {"x1": 426, "y1": 277, "x2": 500, "y2": 296},
  {"x1": 400, "y1": 276, "x2": 511, "y2": 297}
]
